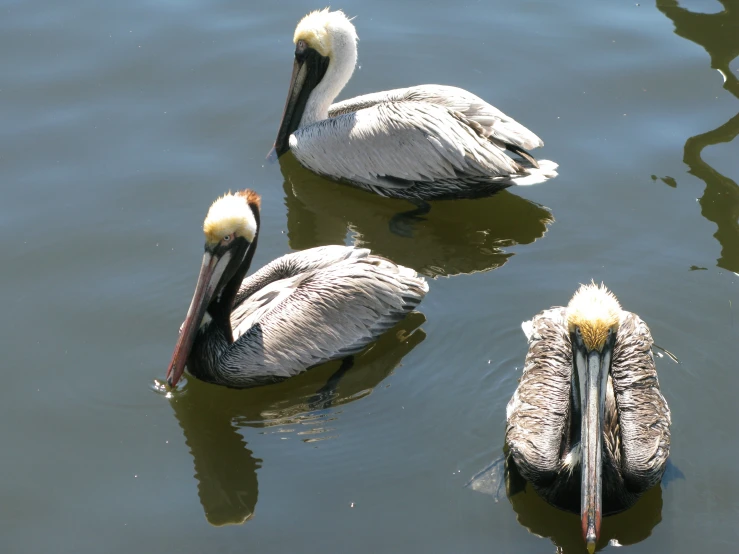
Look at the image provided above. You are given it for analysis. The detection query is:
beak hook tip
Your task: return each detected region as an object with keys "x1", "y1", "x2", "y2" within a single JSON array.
[
  {"x1": 165, "y1": 368, "x2": 178, "y2": 388},
  {"x1": 582, "y1": 514, "x2": 599, "y2": 553},
  {"x1": 585, "y1": 527, "x2": 597, "y2": 553}
]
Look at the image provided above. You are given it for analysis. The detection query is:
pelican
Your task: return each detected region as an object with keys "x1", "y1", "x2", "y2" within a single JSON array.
[
  {"x1": 273, "y1": 9, "x2": 558, "y2": 206},
  {"x1": 505, "y1": 283, "x2": 671, "y2": 553},
  {"x1": 166, "y1": 189, "x2": 428, "y2": 388}
]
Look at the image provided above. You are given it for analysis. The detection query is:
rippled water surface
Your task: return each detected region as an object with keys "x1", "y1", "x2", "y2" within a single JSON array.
[{"x1": 2, "y1": 0, "x2": 738, "y2": 552}]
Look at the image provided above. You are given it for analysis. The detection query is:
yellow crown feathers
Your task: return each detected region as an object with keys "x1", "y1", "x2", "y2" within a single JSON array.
[{"x1": 566, "y1": 282, "x2": 622, "y2": 352}]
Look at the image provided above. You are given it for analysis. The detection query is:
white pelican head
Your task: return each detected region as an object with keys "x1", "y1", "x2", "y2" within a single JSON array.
[
  {"x1": 274, "y1": 9, "x2": 359, "y2": 155},
  {"x1": 203, "y1": 190, "x2": 259, "y2": 246},
  {"x1": 166, "y1": 190, "x2": 261, "y2": 387},
  {"x1": 566, "y1": 282, "x2": 622, "y2": 352},
  {"x1": 293, "y1": 8, "x2": 357, "y2": 58}
]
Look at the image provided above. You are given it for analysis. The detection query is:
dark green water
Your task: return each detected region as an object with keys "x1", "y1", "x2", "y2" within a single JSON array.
[{"x1": 1, "y1": 1, "x2": 737, "y2": 552}]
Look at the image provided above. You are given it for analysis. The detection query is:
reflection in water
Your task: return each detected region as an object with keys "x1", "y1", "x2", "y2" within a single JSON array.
[
  {"x1": 279, "y1": 154, "x2": 554, "y2": 277},
  {"x1": 470, "y1": 457, "x2": 662, "y2": 553},
  {"x1": 169, "y1": 380, "x2": 261, "y2": 527},
  {"x1": 509, "y1": 469, "x2": 663, "y2": 553},
  {"x1": 167, "y1": 313, "x2": 426, "y2": 526},
  {"x1": 657, "y1": 1, "x2": 739, "y2": 272}
]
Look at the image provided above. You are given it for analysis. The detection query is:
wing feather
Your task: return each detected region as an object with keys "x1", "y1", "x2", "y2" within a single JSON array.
[
  {"x1": 611, "y1": 312, "x2": 671, "y2": 492},
  {"x1": 292, "y1": 101, "x2": 524, "y2": 194},
  {"x1": 219, "y1": 251, "x2": 428, "y2": 387},
  {"x1": 234, "y1": 245, "x2": 369, "y2": 305},
  {"x1": 328, "y1": 85, "x2": 544, "y2": 150},
  {"x1": 506, "y1": 307, "x2": 571, "y2": 486}
]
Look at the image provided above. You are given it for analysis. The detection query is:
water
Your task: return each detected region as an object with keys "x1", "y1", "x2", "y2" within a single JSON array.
[{"x1": 1, "y1": 0, "x2": 737, "y2": 552}]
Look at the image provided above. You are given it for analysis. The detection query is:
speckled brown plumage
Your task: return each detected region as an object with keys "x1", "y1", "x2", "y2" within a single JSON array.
[{"x1": 505, "y1": 306, "x2": 671, "y2": 515}]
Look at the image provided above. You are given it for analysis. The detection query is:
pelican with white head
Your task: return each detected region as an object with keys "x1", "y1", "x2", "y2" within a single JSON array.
[{"x1": 272, "y1": 9, "x2": 558, "y2": 210}]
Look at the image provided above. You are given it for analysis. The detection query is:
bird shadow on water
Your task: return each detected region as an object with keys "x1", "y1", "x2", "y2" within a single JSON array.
[
  {"x1": 467, "y1": 455, "x2": 664, "y2": 553},
  {"x1": 656, "y1": 0, "x2": 739, "y2": 273},
  {"x1": 278, "y1": 153, "x2": 554, "y2": 277},
  {"x1": 163, "y1": 312, "x2": 426, "y2": 526}
]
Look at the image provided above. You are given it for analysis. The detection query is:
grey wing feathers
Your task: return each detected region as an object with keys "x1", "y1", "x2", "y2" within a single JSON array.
[
  {"x1": 506, "y1": 307, "x2": 571, "y2": 485},
  {"x1": 223, "y1": 249, "x2": 427, "y2": 387},
  {"x1": 235, "y1": 245, "x2": 369, "y2": 305},
  {"x1": 328, "y1": 90, "x2": 400, "y2": 117},
  {"x1": 611, "y1": 312, "x2": 671, "y2": 491},
  {"x1": 328, "y1": 85, "x2": 544, "y2": 151},
  {"x1": 292, "y1": 101, "x2": 524, "y2": 193}
]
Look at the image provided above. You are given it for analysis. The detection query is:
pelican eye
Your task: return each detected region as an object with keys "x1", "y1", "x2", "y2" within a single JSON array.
[{"x1": 223, "y1": 234, "x2": 232, "y2": 242}]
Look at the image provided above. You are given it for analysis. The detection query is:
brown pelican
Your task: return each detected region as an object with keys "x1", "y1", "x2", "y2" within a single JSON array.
[
  {"x1": 505, "y1": 283, "x2": 671, "y2": 553},
  {"x1": 273, "y1": 9, "x2": 558, "y2": 206},
  {"x1": 165, "y1": 189, "x2": 428, "y2": 388}
]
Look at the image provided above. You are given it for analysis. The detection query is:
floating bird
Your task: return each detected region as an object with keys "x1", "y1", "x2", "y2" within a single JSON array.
[
  {"x1": 505, "y1": 283, "x2": 670, "y2": 553},
  {"x1": 273, "y1": 9, "x2": 558, "y2": 210},
  {"x1": 166, "y1": 189, "x2": 428, "y2": 388}
]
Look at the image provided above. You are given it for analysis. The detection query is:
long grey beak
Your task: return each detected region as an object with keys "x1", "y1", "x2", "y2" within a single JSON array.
[
  {"x1": 577, "y1": 343, "x2": 612, "y2": 553},
  {"x1": 273, "y1": 43, "x2": 330, "y2": 157},
  {"x1": 274, "y1": 58, "x2": 308, "y2": 156},
  {"x1": 165, "y1": 251, "x2": 229, "y2": 387}
]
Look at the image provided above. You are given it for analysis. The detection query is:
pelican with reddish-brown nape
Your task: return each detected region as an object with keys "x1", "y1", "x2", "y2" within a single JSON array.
[
  {"x1": 505, "y1": 283, "x2": 671, "y2": 553},
  {"x1": 165, "y1": 190, "x2": 428, "y2": 388}
]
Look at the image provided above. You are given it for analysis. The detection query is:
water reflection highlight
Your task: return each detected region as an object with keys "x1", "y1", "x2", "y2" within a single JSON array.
[{"x1": 657, "y1": 0, "x2": 739, "y2": 272}]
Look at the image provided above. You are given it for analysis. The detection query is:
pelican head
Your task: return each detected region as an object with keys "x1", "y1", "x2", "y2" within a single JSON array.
[
  {"x1": 565, "y1": 282, "x2": 623, "y2": 553},
  {"x1": 166, "y1": 190, "x2": 261, "y2": 387},
  {"x1": 274, "y1": 9, "x2": 358, "y2": 155}
]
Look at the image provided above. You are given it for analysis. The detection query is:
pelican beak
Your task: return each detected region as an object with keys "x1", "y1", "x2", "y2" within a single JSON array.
[
  {"x1": 273, "y1": 41, "x2": 330, "y2": 156},
  {"x1": 165, "y1": 250, "x2": 232, "y2": 387},
  {"x1": 573, "y1": 334, "x2": 613, "y2": 553}
]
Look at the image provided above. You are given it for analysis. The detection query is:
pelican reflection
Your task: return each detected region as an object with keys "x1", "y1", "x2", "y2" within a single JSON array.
[
  {"x1": 657, "y1": 0, "x2": 739, "y2": 272},
  {"x1": 279, "y1": 154, "x2": 554, "y2": 277},
  {"x1": 468, "y1": 456, "x2": 663, "y2": 553},
  {"x1": 506, "y1": 460, "x2": 664, "y2": 553},
  {"x1": 166, "y1": 313, "x2": 426, "y2": 526}
]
